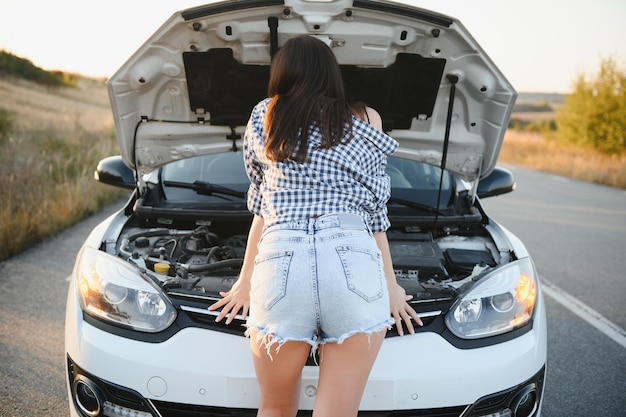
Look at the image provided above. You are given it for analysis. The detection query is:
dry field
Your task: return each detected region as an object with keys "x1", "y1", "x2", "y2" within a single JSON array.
[
  {"x1": 500, "y1": 129, "x2": 626, "y2": 189},
  {"x1": 0, "y1": 76, "x2": 113, "y2": 131},
  {"x1": 0, "y1": 76, "x2": 123, "y2": 261}
]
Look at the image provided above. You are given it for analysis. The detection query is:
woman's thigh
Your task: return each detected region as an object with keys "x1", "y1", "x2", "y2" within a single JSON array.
[
  {"x1": 313, "y1": 330, "x2": 386, "y2": 417},
  {"x1": 249, "y1": 329, "x2": 311, "y2": 414}
]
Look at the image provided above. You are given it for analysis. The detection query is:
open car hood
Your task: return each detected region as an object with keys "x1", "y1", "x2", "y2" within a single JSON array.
[{"x1": 107, "y1": 0, "x2": 516, "y2": 182}]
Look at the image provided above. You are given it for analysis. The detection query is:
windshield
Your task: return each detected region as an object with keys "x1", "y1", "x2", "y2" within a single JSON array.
[
  {"x1": 162, "y1": 151, "x2": 248, "y2": 185},
  {"x1": 386, "y1": 156, "x2": 454, "y2": 212},
  {"x1": 160, "y1": 152, "x2": 454, "y2": 210}
]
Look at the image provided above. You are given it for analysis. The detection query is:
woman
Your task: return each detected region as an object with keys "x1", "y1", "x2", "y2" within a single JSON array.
[{"x1": 209, "y1": 35, "x2": 422, "y2": 417}]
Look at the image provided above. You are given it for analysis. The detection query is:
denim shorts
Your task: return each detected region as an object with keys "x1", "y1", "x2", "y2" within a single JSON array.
[{"x1": 246, "y1": 213, "x2": 393, "y2": 354}]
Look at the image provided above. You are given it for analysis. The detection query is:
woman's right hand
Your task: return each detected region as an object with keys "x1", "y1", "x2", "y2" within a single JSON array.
[
  {"x1": 210, "y1": 215, "x2": 264, "y2": 324},
  {"x1": 208, "y1": 277, "x2": 251, "y2": 324},
  {"x1": 388, "y1": 281, "x2": 422, "y2": 335}
]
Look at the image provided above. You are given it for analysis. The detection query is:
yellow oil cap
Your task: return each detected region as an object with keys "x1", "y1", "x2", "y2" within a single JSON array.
[{"x1": 154, "y1": 263, "x2": 170, "y2": 274}]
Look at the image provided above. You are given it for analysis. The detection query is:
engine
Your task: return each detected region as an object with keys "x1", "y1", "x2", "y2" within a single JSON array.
[{"x1": 115, "y1": 224, "x2": 502, "y2": 303}]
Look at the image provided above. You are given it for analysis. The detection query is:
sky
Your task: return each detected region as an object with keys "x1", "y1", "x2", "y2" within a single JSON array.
[{"x1": 1, "y1": 0, "x2": 624, "y2": 93}]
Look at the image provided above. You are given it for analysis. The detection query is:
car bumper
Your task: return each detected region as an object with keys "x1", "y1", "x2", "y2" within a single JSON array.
[{"x1": 66, "y1": 285, "x2": 547, "y2": 417}]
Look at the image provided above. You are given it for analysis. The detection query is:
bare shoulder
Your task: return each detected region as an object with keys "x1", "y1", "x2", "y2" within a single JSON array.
[{"x1": 365, "y1": 107, "x2": 383, "y2": 131}]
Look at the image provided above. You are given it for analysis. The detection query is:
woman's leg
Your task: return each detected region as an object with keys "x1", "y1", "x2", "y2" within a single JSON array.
[
  {"x1": 312, "y1": 330, "x2": 386, "y2": 417},
  {"x1": 249, "y1": 329, "x2": 311, "y2": 417}
]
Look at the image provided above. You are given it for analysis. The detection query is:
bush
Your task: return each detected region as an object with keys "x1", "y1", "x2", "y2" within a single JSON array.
[
  {"x1": 509, "y1": 117, "x2": 557, "y2": 133},
  {"x1": 556, "y1": 57, "x2": 626, "y2": 154},
  {"x1": 0, "y1": 50, "x2": 71, "y2": 87}
]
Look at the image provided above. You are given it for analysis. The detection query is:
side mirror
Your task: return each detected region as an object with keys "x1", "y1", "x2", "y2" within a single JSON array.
[
  {"x1": 94, "y1": 156, "x2": 135, "y2": 190},
  {"x1": 477, "y1": 166, "x2": 516, "y2": 198}
]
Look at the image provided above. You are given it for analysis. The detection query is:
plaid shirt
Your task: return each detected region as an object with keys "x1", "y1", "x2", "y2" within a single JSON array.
[{"x1": 243, "y1": 98, "x2": 398, "y2": 233}]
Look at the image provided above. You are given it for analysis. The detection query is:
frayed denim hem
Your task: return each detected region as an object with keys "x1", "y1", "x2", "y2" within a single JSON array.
[
  {"x1": 245, "y1": 324, "x2": 318, "y2": 361},
  {"x1": 245, "y1": 317, "x2": 393, "y2": 362},
  {"x1": 319, "y1": 318, "x2": 394, "y2": 346}
]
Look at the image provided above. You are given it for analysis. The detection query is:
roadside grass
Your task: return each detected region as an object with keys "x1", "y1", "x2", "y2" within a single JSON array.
[
  {"x1": 0, "y1": 76, "x2": 125, "y2": 262},
  {"x1": 499, "y1": 130, "x2": 626, "y2": 189},
  {"x1": 0, "y1": 126, "x2": 126, "y2": 261}
]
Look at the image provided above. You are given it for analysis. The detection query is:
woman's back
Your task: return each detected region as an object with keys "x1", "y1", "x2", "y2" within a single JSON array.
[{"x1": 244, "y1": 97, "x2": 397, "y2": 232}]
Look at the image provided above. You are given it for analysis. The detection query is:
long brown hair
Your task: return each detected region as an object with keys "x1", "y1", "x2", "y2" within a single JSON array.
[{"x1": 265, "y1": 36, "x2": 354, "y2": 162}]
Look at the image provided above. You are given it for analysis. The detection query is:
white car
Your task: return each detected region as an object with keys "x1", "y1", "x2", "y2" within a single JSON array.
[{"x1": 65, "y1": 1, "x2": 547, "y2": 416}]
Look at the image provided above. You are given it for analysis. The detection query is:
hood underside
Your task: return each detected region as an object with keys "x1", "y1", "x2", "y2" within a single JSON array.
[{"x1": 107, "y1": 0, "x2": 516, "y2": 181}]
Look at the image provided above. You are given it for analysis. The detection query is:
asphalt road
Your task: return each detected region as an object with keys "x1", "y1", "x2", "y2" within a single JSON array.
[
  {"x1": 1, "y1": 166, "x2": 625, "y2": 417},
  {"x1": 0, "y1": 200, "x2": 124, "y2": 417}
]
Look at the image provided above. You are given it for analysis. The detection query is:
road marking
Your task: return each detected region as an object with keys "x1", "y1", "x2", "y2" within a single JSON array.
[{"x1": 541, "y1": 278, "x2": 626, "y2": 349}]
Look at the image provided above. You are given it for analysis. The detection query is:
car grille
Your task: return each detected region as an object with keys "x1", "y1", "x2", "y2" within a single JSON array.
[
  {"x1": 150, "y1": 401, "x2": 469, "y2": 417},
  {"x1": 178, "y1": 301, "x2": 444, "y2": 339}
]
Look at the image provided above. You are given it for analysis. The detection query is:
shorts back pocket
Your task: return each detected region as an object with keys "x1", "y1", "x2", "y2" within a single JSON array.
[
  {"x1": 336, "y1": 245, "x2": 384, "y2": 302},
  {"x1": 252, "y1": 250, "x2": 294, "y2": 310}
]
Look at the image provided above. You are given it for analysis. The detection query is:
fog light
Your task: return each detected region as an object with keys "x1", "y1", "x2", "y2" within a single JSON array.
[
  {"x1": 73, "y1": 376, "x2": 104, "y2": 417},
  {"x1": 511, "y1": 385, "x2": 538, "y2": 417},
  {"x1": 477, "y1": 410, "x2": 512, "y2": 417},
  {"x1": 102, "y1": 401, "x2": 153, "y2": 417},
  {"x1": 480, "y1": 408, "x2": 513, "y2": 417}
]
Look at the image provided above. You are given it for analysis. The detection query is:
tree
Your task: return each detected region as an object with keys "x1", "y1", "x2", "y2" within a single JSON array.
[{"x1": 556, "y1": 57, "x2": 626, "y2": 154}]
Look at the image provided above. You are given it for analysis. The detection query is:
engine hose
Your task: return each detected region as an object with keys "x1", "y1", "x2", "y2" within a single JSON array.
[
  {"x1": 127, "y1": 228, "x2": 188, "y2": 242},
  {"x1": 185, "y1": 259, "x2": 243, "y2": 272}
]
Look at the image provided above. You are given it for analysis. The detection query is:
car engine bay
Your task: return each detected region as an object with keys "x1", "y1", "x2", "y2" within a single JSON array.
[{"x1": 115, "y1": 219, "x2": 503, "y2": 306}]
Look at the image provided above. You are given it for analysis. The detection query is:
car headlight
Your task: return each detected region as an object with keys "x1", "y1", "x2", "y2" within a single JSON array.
[
  {"x1": 445, "y1": 258, "x2": 537, "y2": 339},
  {"x1": 74, "y1": 247, "x2": 176, "y2": 332}
]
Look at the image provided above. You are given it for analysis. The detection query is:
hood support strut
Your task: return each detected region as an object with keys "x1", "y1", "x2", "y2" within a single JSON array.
[
  {"x1": 268, "y1": 16, "x2": 279, "y2": 59},
  {"x1": 433, "y1": 73, "x2": 459, "y2": 234}
]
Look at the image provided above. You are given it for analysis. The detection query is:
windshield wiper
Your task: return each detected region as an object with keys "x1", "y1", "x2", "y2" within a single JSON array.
[
  {"x1": 387, "y1": 196, "x2": 444, "y2": 215},
  {"x1": 163, "y1": 180, "x2": 246, "y2": 199}
]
